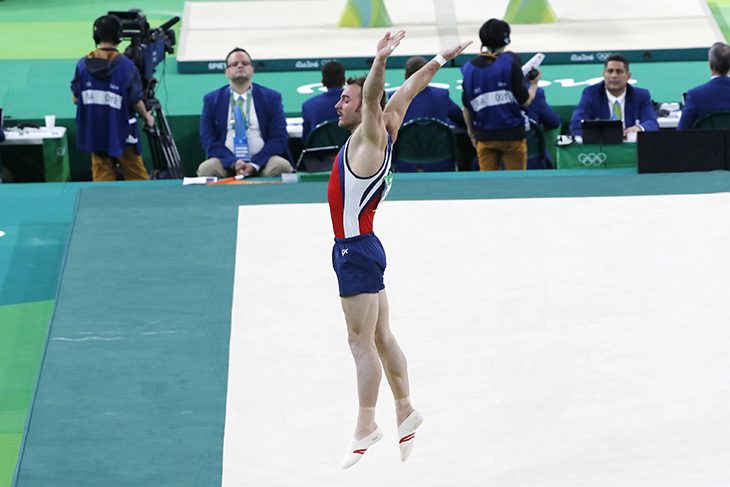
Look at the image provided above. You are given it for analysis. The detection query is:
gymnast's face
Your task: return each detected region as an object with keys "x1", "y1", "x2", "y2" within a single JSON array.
[{"x1": 335, "y1": 83, "x2": 362, "y2": 131}]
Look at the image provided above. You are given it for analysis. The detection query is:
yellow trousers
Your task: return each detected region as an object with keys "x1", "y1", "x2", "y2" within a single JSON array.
[
  {"x1": 91, "y1": 146, "x2": 149, "y2": 181},
  {"x1": 476, "y1": 139, "x2": 527, "y2": 171}
]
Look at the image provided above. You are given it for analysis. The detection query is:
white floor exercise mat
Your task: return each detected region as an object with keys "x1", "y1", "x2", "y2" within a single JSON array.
[
  {"x1": 222, "y1": 194, "x2": 730, "y2": 486},
  {"x1": 178, "y1": 0, "x2": 720, "y2": 63}
]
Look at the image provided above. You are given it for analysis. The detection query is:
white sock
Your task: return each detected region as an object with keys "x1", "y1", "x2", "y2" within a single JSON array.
[
  {"x1": 355, "y1": 406, "x2": 377, "y2": 439},
  {"x1": 395, "y1": 397, "x2": 414, "y2": 426}
]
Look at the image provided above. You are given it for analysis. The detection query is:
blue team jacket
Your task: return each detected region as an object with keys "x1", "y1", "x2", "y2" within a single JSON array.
[
  {"x1": 71, "y1": 52, "x2": 143, "y2": 157},
  {"x1": 461, "y1": 54, "x2": 525, "y2": 134}
]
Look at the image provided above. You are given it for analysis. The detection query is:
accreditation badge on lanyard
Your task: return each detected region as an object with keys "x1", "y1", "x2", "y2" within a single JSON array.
[{"x1": 232, "y1": 93, "x2": 252, "y2": 160}]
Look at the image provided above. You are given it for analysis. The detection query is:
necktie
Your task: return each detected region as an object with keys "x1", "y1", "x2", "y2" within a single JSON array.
[
  {"x1": 233, "y1": 96, "x2": 250, "y2": 160},
  {"x1": 612, "y1": 100, "x2": 622, "y2": 122}
]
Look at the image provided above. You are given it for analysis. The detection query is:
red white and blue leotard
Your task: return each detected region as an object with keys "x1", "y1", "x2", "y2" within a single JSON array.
[{"x1": 327, "y1": 134, "x2": 393, "y2": 239}]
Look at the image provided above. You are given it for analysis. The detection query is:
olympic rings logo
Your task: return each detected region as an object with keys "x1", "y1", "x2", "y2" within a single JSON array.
[
  {"x1": 577, "y1": 152, "x2": 607, "y2": 166},
  {"x1": 596, "y1": 52, "x2": 611, "y2": 62}
]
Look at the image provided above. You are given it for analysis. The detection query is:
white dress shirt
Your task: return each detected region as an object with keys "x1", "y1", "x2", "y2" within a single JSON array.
[
  {"x1": 605, "y1": 89, "x2": 627, "y2": 128},
  {"x1": 225, "y1": 87, "x2": 266, "y2": 169}
]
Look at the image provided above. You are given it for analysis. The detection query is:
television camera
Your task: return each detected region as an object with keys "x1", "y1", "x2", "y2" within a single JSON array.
[{"x1": 109, "y1": 10, "x2": 184, "y2": 179}]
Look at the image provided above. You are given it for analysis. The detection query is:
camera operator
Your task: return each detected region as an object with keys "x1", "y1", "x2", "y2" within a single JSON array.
[
  {"x1": 461, "y1": 18, "x2": 539, "y2": 171},
  {"x1": 71, "y1": 14, "x2": 155, "y2": 181}
]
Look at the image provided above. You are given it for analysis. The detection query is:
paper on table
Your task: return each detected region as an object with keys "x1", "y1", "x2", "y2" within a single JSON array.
[{"x1": 183, "y1": 176, "x2": 217, "y2": 185}]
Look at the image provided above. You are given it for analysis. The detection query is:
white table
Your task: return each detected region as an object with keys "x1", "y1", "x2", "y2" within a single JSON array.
[
  {"x1": 1, "y1": 127, "x2": 68, "y2": 145},
  {"x1": 0, "y1": 127, "x2": 71, "y2": 182}
]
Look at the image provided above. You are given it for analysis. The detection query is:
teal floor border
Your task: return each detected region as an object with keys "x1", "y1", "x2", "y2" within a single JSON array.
[{"x1": 13, "y1": 185, "x2": 237, "y2": 486}]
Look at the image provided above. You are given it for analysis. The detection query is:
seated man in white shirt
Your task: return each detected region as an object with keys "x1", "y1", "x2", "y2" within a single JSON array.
[{"x1": 198, "y1": 48, "x2": 292, "y2": 178}]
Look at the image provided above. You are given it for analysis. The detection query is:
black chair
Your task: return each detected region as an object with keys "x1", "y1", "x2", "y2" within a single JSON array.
[
  {"x1": 295, "y1": 145, "x2": 340, "y2": 172},
  {"x1": 304, "y1": 119, "x2": 350, "y2": 149},
  {"x1": 392, "y1": 118, "x2": 457, "y2": 172},
  {"x1": 691, "y1": 110, "x2": 730, "y2": 129},
  {"x1": 297, "y1": 120, "x2": 349, "y2": 173},
  {"x1": 526, "y1": 121, "x2": 551, "y2": 169}
]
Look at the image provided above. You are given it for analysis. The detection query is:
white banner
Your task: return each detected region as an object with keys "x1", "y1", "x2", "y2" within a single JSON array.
[
  {"x1": 81, "y1": 89, "x2": 122, "y2": 110},
  {"x1": 469, "y1": 89, "x2": 517, "y2": 112}
]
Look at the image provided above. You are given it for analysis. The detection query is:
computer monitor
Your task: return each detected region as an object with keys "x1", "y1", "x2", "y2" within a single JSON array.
[
  {"x1": 295, "y1": 145, "x2": 340, "y2": 172},
  {"x1": 581, "y1": 119, "x2": 624, "y2": 144},
  {"x1": 637, "y1": 130, "x2": 728, "y2": 173}
]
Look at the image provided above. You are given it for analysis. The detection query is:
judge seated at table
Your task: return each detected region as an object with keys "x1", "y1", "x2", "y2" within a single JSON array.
[
  {"x1": 678, "y1": 42, "x2": 730, "y2": 129},
  {"x1": 569, "y1": 54, "x2": 658, "y2": 138}
]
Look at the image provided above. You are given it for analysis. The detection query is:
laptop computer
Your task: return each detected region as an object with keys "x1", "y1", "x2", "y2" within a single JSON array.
[
  {"x1": 637, "y1": 130, "x2": 728, "y2": 173},
  {"x1": 295, "y1": 145, "x2": 340, "y2": 172},
  {"x1": 581, "y1": 120, "x2": 624, "y2": 144}
]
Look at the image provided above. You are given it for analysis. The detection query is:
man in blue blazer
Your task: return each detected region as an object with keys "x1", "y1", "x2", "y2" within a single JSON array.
[
  {"x1": 301, "y1": 61, "x2": 345, "y2": 143},
  {"x1": 569, "y1": 54, "x2": 658, "y2": 137},
  {"x1": 678, "y1": 42, "x2": 730, "y2": 129},
  {"x1": 198, "y1": 47, "x2": 292, "y2": 178},
  {"x1": 401, "y1": 56, "x2": 465, "y2": 128}
]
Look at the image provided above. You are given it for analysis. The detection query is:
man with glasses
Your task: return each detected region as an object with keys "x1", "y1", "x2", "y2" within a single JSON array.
[{"x1": 197, "y1": 47, "x2": 292, "y2": 178}]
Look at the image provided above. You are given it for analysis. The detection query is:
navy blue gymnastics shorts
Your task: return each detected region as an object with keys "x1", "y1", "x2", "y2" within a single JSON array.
[{"x1": 332, "y1": 233, "x2": 386, "y2": 297}]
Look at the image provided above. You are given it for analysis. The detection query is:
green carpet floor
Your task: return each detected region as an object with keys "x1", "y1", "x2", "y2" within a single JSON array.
[
  {"x1": 708, "y1": 0, "x2": 730, "y2": 40},
  {"x1": 0, "y1": 0, "x2": 206, "y2": 60},
  {"x1": 0, "y1": 301, "x2": 54, "y2": 487},
  {"x1": 0, "y1": 182, "x2": 78, "y2": 487}
]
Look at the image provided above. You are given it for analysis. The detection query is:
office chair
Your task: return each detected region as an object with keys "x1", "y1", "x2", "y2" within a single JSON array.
[
  {"x1": 392, "y1": 117, "x2": 457, "y2": 172},
  {"x1": 691, "y1": 110, "x2": 730, "y2": 129},
  {"x1": 304, "y1": 119, "x2": 350, "y2": 149}
]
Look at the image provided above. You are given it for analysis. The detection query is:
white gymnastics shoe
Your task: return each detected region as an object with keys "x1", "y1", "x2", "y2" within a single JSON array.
[
  {"x1": 397, "y1": 410, "x2": 423, "y2": 462},
  {"x1": 342, "y1": 427, "x2": 384, "y2": 469}
]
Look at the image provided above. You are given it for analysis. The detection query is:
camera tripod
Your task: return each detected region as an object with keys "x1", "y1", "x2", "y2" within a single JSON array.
[{"x1": 144, "y1": 91, "x2": 184, "y2": 179}]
